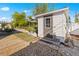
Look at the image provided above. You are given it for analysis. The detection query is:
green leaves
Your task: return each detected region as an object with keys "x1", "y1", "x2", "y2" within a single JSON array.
[
  {"x1": 33, "y1": 3, "x2": 48, "y2": 15},
  {"x1": 12, "y1": 12, "x2": 28, "y2": 28},
  {"x1": 33, "y1": 3, "x2": 55, "y2": 15},
  {"x1": 75, "y1": 14, "x2": 79, "y2": 23},
  {"x1": 12, "y1": 11, "x2": 37, "y2": 33}
]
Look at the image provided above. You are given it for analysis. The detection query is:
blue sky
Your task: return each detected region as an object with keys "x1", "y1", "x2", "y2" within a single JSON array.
[{"x1": 0, "y1": 3, "x2": 78, "y2": 22}]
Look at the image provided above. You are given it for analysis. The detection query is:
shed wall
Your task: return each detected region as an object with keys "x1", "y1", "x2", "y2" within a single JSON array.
[
  {"x1": 37, "y1": 11, "x2": 68, "y2": 42},
  {"x1": 53, "y1": 13, "x2": 66, "y2": 42},
  {"x1": 38, "y1": 17, "x2": 44, "y2": 37}
]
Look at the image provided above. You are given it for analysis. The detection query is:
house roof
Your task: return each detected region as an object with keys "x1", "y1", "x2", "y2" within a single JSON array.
[
  {"x1": 33, "y1": 7, "x2": 69, "y2": 18},
  {"x1": 70, "y1": 28, "x2": 79, "y2": 36}
]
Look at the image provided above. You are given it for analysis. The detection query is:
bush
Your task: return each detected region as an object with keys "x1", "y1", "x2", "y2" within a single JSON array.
[
  {"x1": 4, "y1": 27, "x2": 14, "y2": 32},
  {"x1": 34, "y1": 26, "x2": 38, "y2": 34},
  {"x1": 4, "y1": 28, "x2": 13, "y2": 32},
  {"x1": 26, "y1": 27, "x2": 36, "y2": 32}
]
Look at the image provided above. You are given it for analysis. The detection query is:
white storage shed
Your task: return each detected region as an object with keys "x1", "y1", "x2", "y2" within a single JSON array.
[{"x1": 34, "y1": 8, "x2": 69, "y2": 42}]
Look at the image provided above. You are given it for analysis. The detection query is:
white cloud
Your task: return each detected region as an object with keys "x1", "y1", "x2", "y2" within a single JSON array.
[
  {"x1": 1, "y1": 17, "x2": 6, "y2": 20},
  {"x1": 24, "y1": 10, "x2": 27, "y2": 13},
  {"x1": 0, "y1": 7, "x2": 10, "y2": 11},
  {"x1": 0, "y1": 16, "x2": 11, "y2": 22},
  {"x1": 23, "y1": 10, "x2": 30, "y2": 13}
]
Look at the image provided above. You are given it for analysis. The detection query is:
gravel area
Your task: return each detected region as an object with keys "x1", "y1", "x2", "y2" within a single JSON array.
[
  {"x1": 11, "y1": 40, "x2": 79, "y2": 56},
  {"x1": 11, "y1": 41, "x2": 62, "y2": 56}
]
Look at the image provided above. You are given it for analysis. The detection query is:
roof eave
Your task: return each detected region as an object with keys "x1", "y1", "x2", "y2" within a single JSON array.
[{"x1": 34, "y1": 7, "x2": 69, "y2": 18}]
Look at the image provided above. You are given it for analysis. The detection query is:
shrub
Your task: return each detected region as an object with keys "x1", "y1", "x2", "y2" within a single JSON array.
[
  {"x1": 26, "y1": 27, "x2": 36, "y2": 32},
  {"x1": 4, "y1": 26, "x2": 14, "y2": 32},
  {"x1": 4, "y1": 28, "x2": 12, "y2": 32}
]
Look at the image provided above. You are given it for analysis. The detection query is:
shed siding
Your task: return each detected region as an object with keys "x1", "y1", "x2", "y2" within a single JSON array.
[
  {"x1": 53, "y1": 13, "x2": 66, "y2": 42},
  {"x1": 38, "y1": 17, "x2": 44, "y2": 37}
]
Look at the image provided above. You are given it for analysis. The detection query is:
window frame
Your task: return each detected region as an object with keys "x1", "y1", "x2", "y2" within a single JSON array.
[{"x1": 45, "y1": 16, "x2": 51, "y2": 28}]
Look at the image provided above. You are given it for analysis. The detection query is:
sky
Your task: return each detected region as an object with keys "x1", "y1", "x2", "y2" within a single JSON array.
[{"x1": 0, "y1": 3, "x2": 79, "y2": 22}]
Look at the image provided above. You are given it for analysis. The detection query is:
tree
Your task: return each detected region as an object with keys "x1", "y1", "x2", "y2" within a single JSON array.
[
  {"x1": 33, "y1": 3, "x2": 48, "y2": 15},
  {"x1": 75, "y1": 14, "x2": 79, "y2": 23},
  {"x1": 28, "y1": 16, "x2": 34, "y2": 21},
  {"x1": 33, "y1": 3, "x2": 55, "y2": 15},
  {"x1": 12, "y1": 12, "x2": 28, "y2": 28},
  {"x1": 1, "y1": 22, "x2": 6, "y2": 29},
  {"x1": 48, "y1": 3, "x2": 55, "y2": 12}
]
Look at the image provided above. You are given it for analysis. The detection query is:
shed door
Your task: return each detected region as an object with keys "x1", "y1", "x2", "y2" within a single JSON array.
[
  {"x1": 53, "y1": 13, "x2": 66, "y2": 42},
  {"x1": 44, "y1": 16, "x2": 52, "y2": 36}
]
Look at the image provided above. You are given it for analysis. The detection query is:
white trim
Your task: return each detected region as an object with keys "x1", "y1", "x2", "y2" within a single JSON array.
[
  {"x1": 38, "y1": 17, "x2": 44, "y2": 37},
  {"x1": 34, "y1": 8, "x2": 69, "y2": 18}
]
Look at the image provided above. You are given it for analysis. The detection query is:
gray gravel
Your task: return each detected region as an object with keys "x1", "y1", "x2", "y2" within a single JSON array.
[
  {"x1": 11, "y1": 41, "x2": 62, "y2": 56},
  {"x1": 11, "y1": 38, "x2": 79, "y2": 56}
]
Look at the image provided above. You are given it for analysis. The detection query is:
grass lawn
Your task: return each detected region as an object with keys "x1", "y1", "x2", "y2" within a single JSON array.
[{"x1": 14, "y1": 32, "x2": 37, "y2": 42}]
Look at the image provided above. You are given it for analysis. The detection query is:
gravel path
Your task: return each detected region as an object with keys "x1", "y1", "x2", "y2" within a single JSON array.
[
  {"x1": 11, "y1": 39, "x2": 79, "y2": 56},
  {"x1": 11, "y1": 41, "x2": 62, "y2": 56}
]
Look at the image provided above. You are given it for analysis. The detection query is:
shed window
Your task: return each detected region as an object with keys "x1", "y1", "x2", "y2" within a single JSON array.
[{"x1": 45, "y1": 17, "x2": 50, "y2": 27}]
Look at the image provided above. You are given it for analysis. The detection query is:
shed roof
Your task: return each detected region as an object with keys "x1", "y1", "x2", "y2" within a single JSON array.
[{"x1": 33, "y1": 7, "x2": 69, "y2": 18}]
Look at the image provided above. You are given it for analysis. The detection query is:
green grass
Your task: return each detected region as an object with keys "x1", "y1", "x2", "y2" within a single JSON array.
[{"x1": 15, "y1": 32, "x2": 36, "y2": 42}]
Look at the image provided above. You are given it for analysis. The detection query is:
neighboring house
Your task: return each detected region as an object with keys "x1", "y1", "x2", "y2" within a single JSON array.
[
  {"x1": 5, "y1": 23, "x2": 12, "y2": 28},
  {"x1": 70, "y1": 22, "x2": 79, "y2": 31},
  {"x1": 0, "y1": 22, "x2": 12, "y2": 31},
  {"x1": 34, "y1": 8, "x2": 69, "y2": 42}
]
